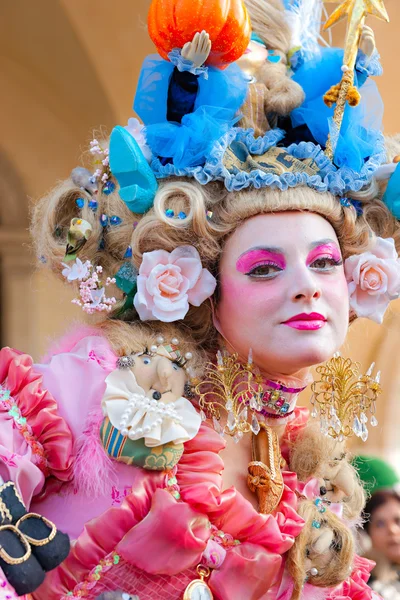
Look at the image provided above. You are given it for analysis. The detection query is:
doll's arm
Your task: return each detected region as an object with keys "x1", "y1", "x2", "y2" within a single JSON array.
[
  {"x1": 167, "y1": 31, "x2": 212, "y2": 123},
  {"x1": 356, "y1": 25, "x2": 383, "y2": 86}
]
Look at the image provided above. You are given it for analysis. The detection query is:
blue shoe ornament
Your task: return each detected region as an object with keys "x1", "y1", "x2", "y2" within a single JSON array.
[
  {"x1": 382, "y1": 162, "x2": 400, "y2": 220},
  {"x1": 109, "y1": 125, "x2": 158, "y2": 214}
]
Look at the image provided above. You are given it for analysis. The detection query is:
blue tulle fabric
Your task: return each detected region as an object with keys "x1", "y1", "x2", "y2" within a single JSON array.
[
  {"x1": 290, "y1": 46, "x2": 384, "y2": 173},
  {"x1": 134, "y1": 54, "x2": 248, "y2": 127},
  {"x1": 134, "y1": 54, "x2": 248, "y2": 169}
]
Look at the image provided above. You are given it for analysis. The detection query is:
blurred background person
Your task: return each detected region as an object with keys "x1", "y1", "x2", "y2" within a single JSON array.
[{"x1": 355, "y1": 455, "x2": 400, "y2": 599}]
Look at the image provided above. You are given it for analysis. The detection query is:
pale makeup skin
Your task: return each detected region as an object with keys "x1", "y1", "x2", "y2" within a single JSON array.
[
  {"x1": 216, "y1": 211, "x2": 349, "y2": 376},
  {"x1": 369, "y1": 498, "x2": 400, "y2": 564},
  {"x1": 217, "y1": 211, "x2": 350, "y2": 506}
]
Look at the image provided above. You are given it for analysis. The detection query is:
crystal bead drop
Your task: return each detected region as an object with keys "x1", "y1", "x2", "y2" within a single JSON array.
[
  {"x1": 227, "y1": 411, "x2": 236, "y2": 431},
  {"x1": 251, "y1": 413, "x2": 260, "y2": 435},
  {"x1": 370, "y1": 415, "x2": 378, "y2": 427},
  {"x1": 239, "y1": 407, "x2": 248, "y2": 422},
  {"x1": 311, "y1": 407, "x2": 318, "y2": 418},
  {"x1": 250, "y1": 396, "x2": 258, "y2": 410},
  {"x1": 226, "y1": 398, "x2": 233, "y2": 411},
  {"x1": 361, "y1": 422, "x2": 369, "y2": 442},
  {"x1": 233, "y1": 429, "x2": 244, "y2": 444},
  {"x1": 360, "y1": 412, "x2": 368, "y2": 424},
  {"x1": 352, "y1": 416, "x2": 362, "y2": 437},
  {"x1": 200, "y1": 410, "x2": 207, "y2": 422},
  {"x1": 212, "y1": 416, "x2": 223, "y2": 435}
]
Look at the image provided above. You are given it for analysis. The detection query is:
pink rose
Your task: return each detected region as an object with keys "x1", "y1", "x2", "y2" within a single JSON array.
[
  {"x1": 344, "y1": 237, "x2": 400, "y2": 323},
  {"x1": 134, "y1": 246, "x2": 217, "y2": 322}
]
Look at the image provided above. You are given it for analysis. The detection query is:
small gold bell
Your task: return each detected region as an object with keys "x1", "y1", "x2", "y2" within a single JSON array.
[{"x1": 183, "y1": 565, "x2": 213, "y2": 600}]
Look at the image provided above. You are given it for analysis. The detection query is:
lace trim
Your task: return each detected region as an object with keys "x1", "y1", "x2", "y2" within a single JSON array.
[
  {"x1": 168, "y1": 49, "x2": 209, "y2": 80},
  {"x1": 151, "y1": 127, "x2": 386, "y2": 196},
  {"x1": 64, "y1": 551, "x2": 121, "y2": 598},
  {"x1": 356, "y1": 49, "x2": 383, "y2": 78}
]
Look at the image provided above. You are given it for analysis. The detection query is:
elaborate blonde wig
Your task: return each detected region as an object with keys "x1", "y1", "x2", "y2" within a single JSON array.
[{"x1": 287, "y1": 499, "x2": 355, "y2": 600}]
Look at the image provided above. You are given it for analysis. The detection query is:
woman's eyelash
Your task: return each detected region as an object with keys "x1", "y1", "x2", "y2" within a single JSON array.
[
  {"x1": 311, "y1": 256, "x2": 343, "y2": 266},
  {"x1": 245, "y1": 261, "x2": 282, "y2": 275}
]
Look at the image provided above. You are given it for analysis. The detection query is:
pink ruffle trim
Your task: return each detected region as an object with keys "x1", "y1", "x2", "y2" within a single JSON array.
[
  {"x1": 327, "y1": 555, "x2": 377, "y2": 600},
  {"x1": 0, "y1": 347, "x2": 74, "y2": 487}
]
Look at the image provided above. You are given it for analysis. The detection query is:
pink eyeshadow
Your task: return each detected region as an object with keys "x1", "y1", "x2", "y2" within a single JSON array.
[
  {"x1": 236, "y1": 249, "x2": 286, "y2": 273},
  {"x1": 306, "y1": 243, "x2": 342, "y2": 265}
]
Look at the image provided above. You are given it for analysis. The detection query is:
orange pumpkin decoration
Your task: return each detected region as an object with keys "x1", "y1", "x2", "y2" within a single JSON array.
[{"x1": 148, "y1": 0, "x2": 251, "y2": 69}]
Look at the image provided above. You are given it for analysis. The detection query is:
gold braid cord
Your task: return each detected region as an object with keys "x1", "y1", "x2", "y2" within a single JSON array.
[{"x1": 248, "y1": 424, "x2": 284, "y2": 514}]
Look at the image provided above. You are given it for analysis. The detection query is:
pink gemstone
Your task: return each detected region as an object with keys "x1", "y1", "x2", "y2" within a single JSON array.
[{"x1": 275, "y1": 398, "x2": 285, "y2": 407}]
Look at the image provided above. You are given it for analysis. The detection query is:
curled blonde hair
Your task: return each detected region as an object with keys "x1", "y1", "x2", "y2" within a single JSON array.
[{"x1": 287, "y1": 500, "x2": 355, "y2": 600}]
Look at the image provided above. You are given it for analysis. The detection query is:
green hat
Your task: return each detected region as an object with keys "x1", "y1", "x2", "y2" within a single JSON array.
[{"x1": 352, "y1": 455, "x2": 400, "y2": 495}]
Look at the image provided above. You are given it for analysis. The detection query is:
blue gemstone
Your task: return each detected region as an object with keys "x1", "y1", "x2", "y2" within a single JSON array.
[
  {"x1": 314, "y1": 498, "x2": 322, "y2": 506},
  {"x1": 110, "y1": 215, "x2": 122, "y2": 226},
  {"x1": 178, "y1": 211, "x2": 187, "y2": 220},
  {"x1": 166, "y1": 209, "x2": 174, "y2": 218},
  {"x1": 312, "y1": 520, "x2": 321, "y2": 529},
  {"x1": 75, "y1": 197, "x2": 85, "y2": 209},
  {"x1": 99, "y1": 238, "x2": 105, "y2": 250},
  {"x1": 124, "y1": 245, "x2": 133, "y2": 259},
  {"x1": 39, "y1": 255, "x2": 47, "y2": 264},
  {"x1": 267, "y1": 50, "x2": 281, "y2": 63},
  {"x1": 340, "y1": 197, "x2": 351, "y2": 207},
  {"x1": 88, "y1": 200, "x2": 98, "y2": 212},
  {"x1": 103, "y1": 181, "x2": 116, "y2": 195},
  {"x1": 100, "y1": 214, "x2": 108, "y2": 227},
  {"x1": 280, "y1": 403, "x2": 290, "y2": 414}
]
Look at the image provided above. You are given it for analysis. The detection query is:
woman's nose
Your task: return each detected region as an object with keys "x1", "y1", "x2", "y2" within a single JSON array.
[{"x1": 291, "y1": 267, "x2": 321, "y2": 302}]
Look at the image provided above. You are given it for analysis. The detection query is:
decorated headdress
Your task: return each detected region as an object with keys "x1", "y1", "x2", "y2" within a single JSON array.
[{"x1": 33, "y1": 0, "x2": 400, "y2": 333}]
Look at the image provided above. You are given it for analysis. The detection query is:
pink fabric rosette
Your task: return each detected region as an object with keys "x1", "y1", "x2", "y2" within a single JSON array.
[
  {"x1": 134, "y1": 246, "x2": 217, "y2": 322},
  {"x1": 345, "y1": 237, "x2": 400, "y2": 323}
]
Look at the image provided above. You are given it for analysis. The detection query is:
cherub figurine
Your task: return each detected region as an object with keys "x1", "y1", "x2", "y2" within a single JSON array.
[{"x1": 100, "y1": 335, "x2": 202, "y2": 471}]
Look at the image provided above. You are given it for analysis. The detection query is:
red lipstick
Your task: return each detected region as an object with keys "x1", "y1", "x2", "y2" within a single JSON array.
[{"x1": 283, "y1": 313, "x2": 327, "y2": 331}]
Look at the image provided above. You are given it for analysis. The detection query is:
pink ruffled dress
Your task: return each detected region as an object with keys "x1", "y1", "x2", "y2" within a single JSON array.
[{"x1": 0, "y1": 329, "x2": 380, "y2": 599}]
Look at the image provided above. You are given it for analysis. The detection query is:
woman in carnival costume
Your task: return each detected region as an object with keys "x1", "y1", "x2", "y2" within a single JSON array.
[{"x1": 1, "y1": 0, "x2": 400, "y2": 598}]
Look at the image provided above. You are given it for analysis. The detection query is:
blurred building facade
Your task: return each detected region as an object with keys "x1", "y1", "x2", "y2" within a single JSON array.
[{"x1": 0, "y1": 0, "x2": 399, "y2": 463}]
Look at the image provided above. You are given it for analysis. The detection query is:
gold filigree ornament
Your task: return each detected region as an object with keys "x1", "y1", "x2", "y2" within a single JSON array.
[
  {"x1": 194, "y1": 350, "x2": 265, "y2": 443},
  {"x1": 183, "y1": 565, "x2": 213, "y2": 600},
  {"x1": 310, "y1": 353, "x2": 381, "y2": 442}
]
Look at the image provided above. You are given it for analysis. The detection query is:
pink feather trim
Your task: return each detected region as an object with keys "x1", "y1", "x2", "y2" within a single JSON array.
[
  {"x1": 41, "y1": 323, "x2": 102, "y2": 362},
  {"x1": 72, "y1": 406, "x2": 117, "y2": 498}
]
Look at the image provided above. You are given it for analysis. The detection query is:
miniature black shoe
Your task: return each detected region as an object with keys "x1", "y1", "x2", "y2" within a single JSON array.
[
  {"x1": 0, "y1": 481, "x2": 27, "y2": 524},
  {"x1": 0, "y1": 524, "x2": 45, "y2": 595},
  {"x1": 16, "y1": 513, "x2": 70, "y2": 572}
]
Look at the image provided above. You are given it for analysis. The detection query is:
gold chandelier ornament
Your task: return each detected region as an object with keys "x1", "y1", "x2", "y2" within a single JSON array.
[
  {"x1": 194, "y1": 350, "x2": 265, "y2": 443},
  {"x1": 322, "y1": 0, "x2": 389, "y2": 160},
  {"x1": 310, "y1": 353, "x2": 381, "y2": 442}
]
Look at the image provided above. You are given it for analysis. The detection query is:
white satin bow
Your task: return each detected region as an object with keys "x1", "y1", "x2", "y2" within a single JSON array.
[{"x1": 101, "y1": 369, "x2": 201, "y2": 447}]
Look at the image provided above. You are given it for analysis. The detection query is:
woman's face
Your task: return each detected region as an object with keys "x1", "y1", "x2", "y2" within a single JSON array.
[
  {"x1": 369, "y1": 498, "x2": 400, "y2": 564},
  {"x1": 216, "y1": 212, "x2": 349, "y2": 375}
]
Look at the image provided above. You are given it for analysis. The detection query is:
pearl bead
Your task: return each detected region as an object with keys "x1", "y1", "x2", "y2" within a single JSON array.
[
  {"x1": 144, "y1": 426, "x2": 151, "y2": 433},
  {"x1": 136, "y1": 427, "x2": 143, "y2": 435},
  {"x1": 156, "y1": 336, "x2": 165, "y2": 344},
  {"x1": 150, "y1": 399, "x2": 157, "y2": 407},
  {"x1": 121, "y1": 429, "x2": 128, "y2": 436},
  {"x1": 156, "y1": 418, "x2": 162, "y2": 425},
  {"x1": 310, "y1": 568, "x2": 318, "y2": 577},
  {"x1": 150, "y1": 345, "x2": 158, "y2": 353},
  {"x1": 171, "y1": 338, "x2": 179, "y2": 345},
  {"x1": 185, "y1": 352, "x2": 193, "y2": 360},
  {"x1": 128, "y1": 431, "x2": 136, "y2": 439}
]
